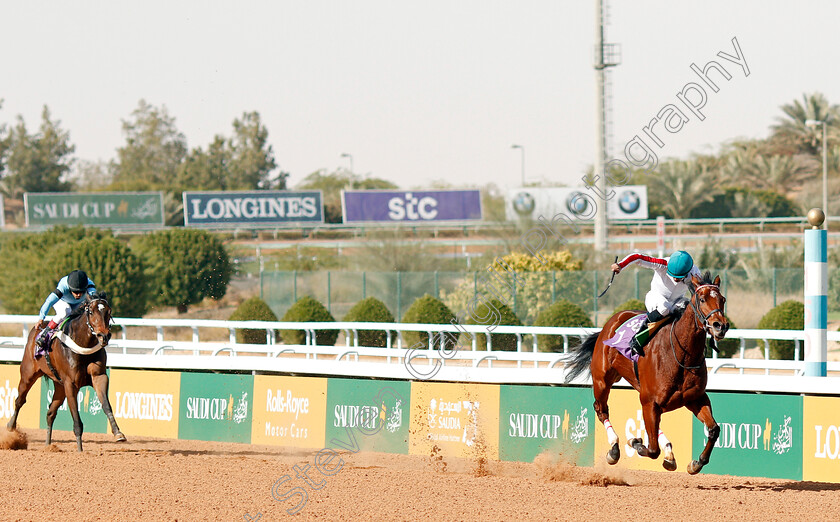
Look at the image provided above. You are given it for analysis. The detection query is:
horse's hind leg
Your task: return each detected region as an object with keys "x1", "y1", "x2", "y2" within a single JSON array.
[
  {"x1": 91, "y1": 373, "x2": 126, "y2": 442},
  {"x1": 6, "y1": 358, "x2": 42, "y2": 431},
  {"x1": 686, "y1": 394, "x2": 719, "y2": 475},
  {"x1": 63, "y1": 383, "x2": 84, "y2": 452},
  {"x1": 593, "y1": 373, "x2": 621, "y2": 465},
  {"x1": 45, "y1": 384, "x2": 66, "y2": 446}
]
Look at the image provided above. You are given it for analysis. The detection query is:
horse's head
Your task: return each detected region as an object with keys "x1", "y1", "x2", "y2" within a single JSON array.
[
  {"x1": 84, "y1": 293, "x2": 112, "y2": 347},
  {"x1": 688, "y1": 272, "x2": 729, "y2": 341}
]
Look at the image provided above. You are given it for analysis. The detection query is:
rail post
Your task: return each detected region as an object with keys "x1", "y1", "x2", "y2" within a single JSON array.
[{"x1": 804, "y1": 208, "x2": 827, "y2": 377}]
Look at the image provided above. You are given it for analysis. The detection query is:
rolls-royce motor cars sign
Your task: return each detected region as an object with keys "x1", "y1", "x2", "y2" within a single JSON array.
[
  {"x1": 342, "y1": 190, "x2": 483, "y2": 223},
  {"x1": 183, "y1": 191, "x2": 324, "y2": 226}
]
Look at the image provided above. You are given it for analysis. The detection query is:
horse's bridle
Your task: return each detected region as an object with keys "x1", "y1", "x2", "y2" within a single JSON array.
[
  {"x1": 84, "y1": 298, "x2": 112, "y2": 342},
  {"x1": 688, "y1": 284, "x2": 724, "y2": 336}
]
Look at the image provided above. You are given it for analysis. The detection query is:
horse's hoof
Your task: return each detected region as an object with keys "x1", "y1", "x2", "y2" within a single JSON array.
[
  {"x1": 115, "y1": 433, "x2": 127, "y2": 442},
  {"x1": 663, "y1": 457, "x2": 677, "y2": 471},
  {"x1": 606, "y1": 442, "x2": 620, "y2": 465},
  {"x1": 687, "y1": 460, "x2": 703, "y2": 475}
]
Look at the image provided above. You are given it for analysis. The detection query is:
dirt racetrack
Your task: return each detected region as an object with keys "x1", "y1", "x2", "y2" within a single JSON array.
[{"x1": 1, "y1": 429, "x2": 839, "y2": 521}]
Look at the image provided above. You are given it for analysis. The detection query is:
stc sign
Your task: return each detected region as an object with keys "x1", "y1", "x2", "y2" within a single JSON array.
[{"x1": 342, "y1": 190, "x2": 482, "y2": 223}]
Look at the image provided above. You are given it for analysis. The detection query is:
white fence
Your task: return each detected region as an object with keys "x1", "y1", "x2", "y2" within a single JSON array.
[{"x1": 0, "y1": 315, "x2": 838, "y2": 394}]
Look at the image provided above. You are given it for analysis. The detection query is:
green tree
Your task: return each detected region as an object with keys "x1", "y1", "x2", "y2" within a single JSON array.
[
  {"x1": 0, "y1": 226, "x2": 144, "y2": 316},
  {"x1": 134, "y1": 229, "x2": 230, "y2": 313},
  {"x1": 177, "y1": 136, "x2": 229, "y2": 191},
  {"x1": 646, "y1": 158, "x2": 720, "y2": 219},
  {"x1": 229, "y1": 111, "x2": 277, "y2": 189},
  {"x1": 2, "y1": 106, "x2": 75, "y2": 197},
  {"x1": 47, "y1": 237, "x2": 148, "y2": 317},
  {"x1": 771, "y1": 92, "x2": 840, "y2": 156},
  {"x1": 111, "y1": 99, "x2": 187, "y2": 190}
]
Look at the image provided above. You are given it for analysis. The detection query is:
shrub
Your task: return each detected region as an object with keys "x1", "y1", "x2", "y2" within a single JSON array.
[
  {"x1": 0, "y1": 226, "x2": 129, "y2": 315},
  {"x1": 280, "y1": 296, "x2": 338, "y2": 346},
  {"x1": 401, "y1": 294, "x2": 455, "y2": 347},
  {"x1": 534, "y1": 299, "x2": 594, "y2": 353},
  {"x1": 612, "y1": 299, "x2": 645, "y2": 316},
  {"x1": 134, "y1": 229, "x2": 231, "y2": 313},
  {"x1": 757, "y1": 300, "x2": 804, "y2": 359},
  {"x1": 465, "y1": 298, "x2": 523, "y2": 351},
  {"x1": 343, "y1": 297, "x2": 396, "y2": 347},
  {"x1": 705, "y1": 313, "x2": 739, "y2": 358},
  {"x1": 441, "y1": 250, "x2": 587, "y2": 325},
  {"x1": 229, "y1": 297, "x2": 278, "y2": 344}
]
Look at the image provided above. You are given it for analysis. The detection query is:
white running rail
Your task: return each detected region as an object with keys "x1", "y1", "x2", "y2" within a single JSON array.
[{"x1": 0, "y1": 315, "x2": 838, "y2": 393}]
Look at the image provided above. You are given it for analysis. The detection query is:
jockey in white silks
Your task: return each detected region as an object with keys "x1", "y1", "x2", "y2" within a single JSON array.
[{"x1": 610, "y1": 250, "x2": 702, "y2": 356}]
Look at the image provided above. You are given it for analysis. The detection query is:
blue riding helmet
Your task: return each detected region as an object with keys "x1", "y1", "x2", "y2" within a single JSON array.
[{"x1": 666, "y1": 251, "x2": 693, "y2": 279}]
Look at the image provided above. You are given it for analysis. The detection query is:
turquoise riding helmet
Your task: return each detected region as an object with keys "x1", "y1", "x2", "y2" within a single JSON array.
[{"x1": 666, "y1": 250, "x2": 693, "y2": 279}]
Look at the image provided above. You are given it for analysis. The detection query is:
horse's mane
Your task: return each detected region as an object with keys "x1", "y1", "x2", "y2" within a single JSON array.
[{"x1": 688, "y1": 271, "x2": 715, "y2": 290}]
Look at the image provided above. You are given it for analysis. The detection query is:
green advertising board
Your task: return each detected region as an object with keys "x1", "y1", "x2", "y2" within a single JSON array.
[
  {"x1": 25, "y1": 192, "x2": 165, "y2": 227},
  {"x1": 178, "y1": 372, "x2": 254, "y2": 443},
  {"x1": 39, "y1": 376, "x2": 108, "y2": 434},
  {"x1": 499, "y1": 385, "x2": 594, "y2": 466},
  {"x1": 692, "y1": 392, "x2": 803, "y2": 479},
  {"x1": 325, "y1": 378, "x2": 410, "y2": 454}
]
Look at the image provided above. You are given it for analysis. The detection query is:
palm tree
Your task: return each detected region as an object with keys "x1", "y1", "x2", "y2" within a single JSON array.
[
  {"x1": 771, "y1": 92, "x2": 840, "y2": 155},
  {"x1": 646, "y1": 158, "x2": 720, "y2": 219}
]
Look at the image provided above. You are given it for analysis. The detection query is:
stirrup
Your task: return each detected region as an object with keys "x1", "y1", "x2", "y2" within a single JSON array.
[{"x1": 36, "y1": 328, "x2": 53, "y2": 349}]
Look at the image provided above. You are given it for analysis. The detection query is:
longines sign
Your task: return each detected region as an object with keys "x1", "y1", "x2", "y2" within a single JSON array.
[
  {"x1": 183, "y1": 191, "x2": 324, "y2": 226},
  {"x1": 24, "y1": 192, "x2": 164, "y2": 227}
]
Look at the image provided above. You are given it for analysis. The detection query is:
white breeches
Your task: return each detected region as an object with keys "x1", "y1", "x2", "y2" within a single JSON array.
[
  {"x1": 645, "y1": 292, "x2": 675, "y2": 316},
  {"x1": 49, "y1": 301, "x2": 73, "y2": 325}
]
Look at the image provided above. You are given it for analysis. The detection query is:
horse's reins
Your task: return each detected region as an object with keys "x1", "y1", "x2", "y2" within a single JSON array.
[{"x1": 667, "y1": 284, "x2": 723, "y2": 371}]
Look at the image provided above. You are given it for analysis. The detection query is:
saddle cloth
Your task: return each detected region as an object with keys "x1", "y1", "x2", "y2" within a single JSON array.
[{"x1": 603, "y1": 313, "x2": 647, "y2": 363}]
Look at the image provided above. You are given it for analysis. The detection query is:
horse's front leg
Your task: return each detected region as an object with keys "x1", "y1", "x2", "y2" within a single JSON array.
[
  {"x1": 686, "y1": 394, "x2": 718, "y2": 475},
  {"x1": 630, "y1": 399, "x2": 662, "y2": 460},
  {"x1": 91, "y1": 373, "x2": 126, "y2": 442},
  {"x1": 63, "y1": 383, "x2": 84, "y2": 452}
]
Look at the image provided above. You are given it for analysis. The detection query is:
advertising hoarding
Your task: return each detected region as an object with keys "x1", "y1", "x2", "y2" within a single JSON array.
[
  {"x1": 25, "y1": 192, "x2": 164, "y2": 227},
  {"x1": 506, "y1": 186, "x2": 648, "y2": 221},
  {"x1": 183, "y1": 190, "x2": 324, "y2": 226},
  {"x1": 342, "y1": 190, "x2": 482, "y2": 223}
]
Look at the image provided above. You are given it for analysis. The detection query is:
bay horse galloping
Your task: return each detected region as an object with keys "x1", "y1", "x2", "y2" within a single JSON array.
[
  {"x1": 564, "y1": 272, "x2": 728, "y2": 474},
  {"x1": 6, "y1": 293, "x2": 126, "y2": 451}
]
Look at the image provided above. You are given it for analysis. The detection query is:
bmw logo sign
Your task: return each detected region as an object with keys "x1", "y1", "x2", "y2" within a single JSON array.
[
  {"x1": 512, "y1": 192, "x2": 535, "y2": 216},
  {"x1": 565, "y1": 191, "x2": 591, "y2": 216},
  {"x1": 618, "y1": 190, "x2": 641, "y2": 214}
]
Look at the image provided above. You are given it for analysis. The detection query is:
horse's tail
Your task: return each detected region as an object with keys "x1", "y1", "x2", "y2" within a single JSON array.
[{"x1": 563, "y1": 332, "x2": 600, "y2": 384}]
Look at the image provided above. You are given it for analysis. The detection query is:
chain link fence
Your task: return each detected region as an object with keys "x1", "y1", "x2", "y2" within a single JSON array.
[{"x1": 260, "y1": 268, "x2": 832, "y2": 329}]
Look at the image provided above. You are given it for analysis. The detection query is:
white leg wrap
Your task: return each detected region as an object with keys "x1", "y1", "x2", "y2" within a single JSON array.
[
  {"x1": 658, "y1": 429, "x2": 672, "y2": 450},
  {"x1": 604, "y1": 419, "x2": 619, "y2": 445}
]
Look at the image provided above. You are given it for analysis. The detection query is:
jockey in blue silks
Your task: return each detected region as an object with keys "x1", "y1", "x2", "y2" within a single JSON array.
[
  {"x1": 610, "y1": 250, "x2": 701, "y2": 357},
  {"x1": 35, "y1": 270, "x2": 97, "y2": 349}
]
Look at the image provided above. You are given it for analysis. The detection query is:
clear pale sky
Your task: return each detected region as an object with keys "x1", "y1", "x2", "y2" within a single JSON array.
[{"x1": 1, "y1": 1, "x2": 837, "y2": 190}]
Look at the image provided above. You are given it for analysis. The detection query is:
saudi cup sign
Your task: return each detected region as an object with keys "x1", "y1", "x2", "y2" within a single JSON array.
[
  {"x1": 178, "y1": 372, "x2": 253, "y2": 443},
  {"x1": 25, "y1": 192, "x2": 164, "y2": 227}
]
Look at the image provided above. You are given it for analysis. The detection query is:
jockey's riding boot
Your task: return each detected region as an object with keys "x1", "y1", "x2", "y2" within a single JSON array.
[
  {"x1": 629, "y1": 330, "x2": 645, "y2": 357},
  {"x1": 36, "y1": 322, "x2": 57, "y2": 350}
]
